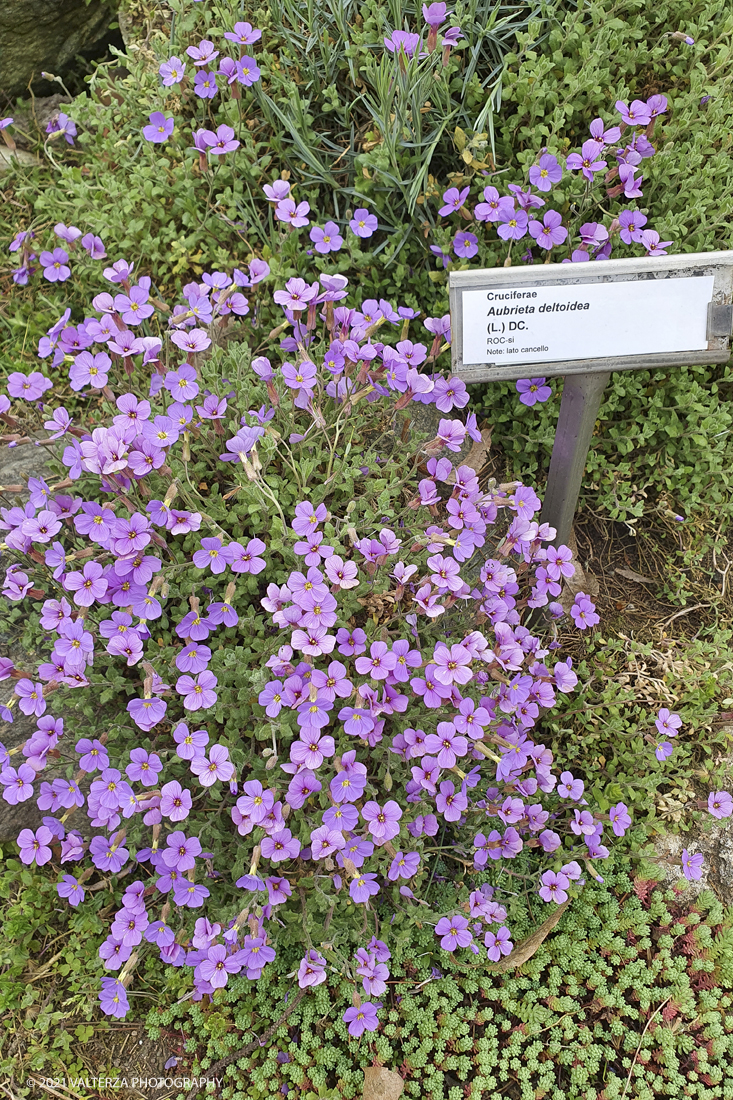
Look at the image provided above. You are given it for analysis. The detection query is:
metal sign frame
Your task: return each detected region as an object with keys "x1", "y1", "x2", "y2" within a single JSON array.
[
  {"x1": 449, "y1": 251, "x2": 733, "y2": 385},
  {"x1": 449, "y1": 251, "x2": 733, "y2": 549}
]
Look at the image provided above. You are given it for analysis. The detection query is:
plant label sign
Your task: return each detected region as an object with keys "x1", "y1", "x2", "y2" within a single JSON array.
[
  {"x1": 449, "y1": 251, "x2": 733, "y2": 384},
  {"x1": 448, "y1": 251, "x2": 733, "y2": 549}
]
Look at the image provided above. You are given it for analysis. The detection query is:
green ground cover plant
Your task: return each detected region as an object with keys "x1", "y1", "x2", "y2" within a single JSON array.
[{"x1": 132, "y1": 872, "x2": 733, "y2": 1099}]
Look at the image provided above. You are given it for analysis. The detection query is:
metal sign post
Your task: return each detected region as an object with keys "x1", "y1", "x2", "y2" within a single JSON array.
[{"x1": 449, "y1": 252, "x2": 733, "y2": 548}]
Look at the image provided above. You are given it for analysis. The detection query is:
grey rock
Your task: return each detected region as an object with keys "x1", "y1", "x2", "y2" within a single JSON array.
[
  {"x1": 652, "y1": 746, "x2": 733, "y2": 906},
  {"x1": 0, "y1": 0, "x2": 113, "y2": 99},
  {"x1": 0, "y1": 439, "x2": 52, "y2": 489},
  {"x1": 653, "y1": 823, "x2": 733, "y2": 906},
  {"x1": 0, "y1": 147, "x2": 40, "y2": 174}
]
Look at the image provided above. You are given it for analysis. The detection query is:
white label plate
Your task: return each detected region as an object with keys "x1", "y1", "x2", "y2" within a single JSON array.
[{"x1": 461, "y1": 275, "x2": 715, "y2": 368}]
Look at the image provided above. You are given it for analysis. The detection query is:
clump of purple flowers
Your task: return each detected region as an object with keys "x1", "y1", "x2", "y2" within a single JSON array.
[{"x1": 1, "y1": 37, "x2": 700, "y2": 1033}]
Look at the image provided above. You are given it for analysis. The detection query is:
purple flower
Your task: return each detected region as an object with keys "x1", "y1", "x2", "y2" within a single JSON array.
[
  {"x1": 589, "y1": 118, "x2": 622, "y2": 144},
  {"x1": 162, "y1": 831, "x2": 202, "y2": 872},
  {"x1": 53, "y1": 222, "x2": 81, "y2": 244},
  {"x1": 617, "y1": 209, "x2": 647, "y2": 244},
  {"x1": 261, "y1": 828, "x2": 301, "y2": 862},
  {"x1": 453, "y1": 230, "x2": 478, "y2": 258},
  {"x1": 349, "y1": 208, "x2": 378, "y2": 238},
  {"x1": 310, "y1": 221, "x2": 344, "y2": 253},
  {"x1": 159, "y1": 56, "x2": 186, "y2": 85},
  {"x1": 64, "y1": 561, "x2": 109, "y2": 607},
  {"x1": 337, "y1": 627, "x2": 367, "y2": 656},
  {"x1": 7, "y1": 370, "x2": 53, "y2": 400},
  {"x1": 423, "y1": 3, "x2": 449, "y2": 27},
  {"x1": 475, "y1": 186, "x2": 514, "y2": 223},
  {"x1": 143, "y1": 112, "x2": 174, "y2": 143},
  {"x1": 355, "y1": 641, "x2": 397, "y2": 680},
  {"x1": 655, "y1": 708, "x2": 682, "y2": 738},
  {"x1": 570, "y1": 592, "x2": 599, "y2": 629},
  {"x1": 538, "y1": 829, "x2": 562, "y2": 853},
  {"x1": 609, "y1": 802, "x2": 632, "y2": 836},
  {"x1": 310, "y1": 824, "x2": 345, "y2": 859},
  {"x1": 264, "y1": 179, "x2": 291, "y2": 202},
  {"x1": 529, "y1": 153, "x2": 562, "y2": 191},
  {"x1": 485, "y1": 926, "x2": 513, "y2": 961},
  {"x1": 435, "y1": 914, "x2": 472, "y2": 951},
  {"x1": 228, "y1": 538, "x2": 266, "y2": 574},
  {"x1": 126, "y1": 748, "x2": 163, "y2": 786},
  {"x1": 171, "y1": 327, "x2": 211, "y2": 354},
  {"x1": 557, "y1": 771, "x2": 584, "y2": 800},
  {"x1": 15, "y1": 679, "x2": 46, "y2": 717},
  {"x1": 160, "y1": 781, "x2": 193, "y2": 821},
  {"x1": 708, "y1": 791, "x2": 733, "y2": 820},
  {"x1": 114, "y1": 286, "x2": 154, "y2": 325},
  {"x1": 46, "y1": 112, "x2": 77, "y2": 145},
  {"x1": 173, "y1": 880, "x2": 210, "y2": 908},
  {"x1": 388, "y1": 851, "x2": 420, "y2": 880},
  {"x1": 681, "y1": 849, "x2": 704, "y2": 881},
  {"x1": 197, "y1": 944, "x2": 240, "y2": 988},
  {"x1": 362, "y1": 799, "x2": 402, "y2": 842},
  {"x1": 162, "y1": 367, "x2": 197, "y2": 404},
  {"x1": 17, "y1": 825, "x2": 54, "y2": 866},
  {"x1": 57, "y1": 874, "x2": 85, "y2": 906},
  {"x1": 641, "y1": 230, "x2": 673, "y2": 257},
  {"x1": 89, "y1": 835, "x2": 129, "y2": 873},
  {"x1": 186, "y1": 38, "x2": 218, "y2": 64},
  {"x1": 439, "y1": 186, "x2": 470, "y2": 216},
  {"x1": 192, "y1": 536, "x2": 233, "y2": 576},
  {"x1": 225, "y1": 21, "x2": 262, "y2": 45},
  {"x1": 436, "y1": 418, "x2": 467, "y2": 452},
  {"x1": 234, "y1": 56, "x2": 261, "y2": 85},
  {"x1": 275, "y1": 199, "x2": 310, "y2": 228},
  {"x1": 280, "y1": 360, "x2": 316, "y2": 392},
  {"x1": 298, "y1": 949, "x2": 327, "y2": 988},
  {"x1": 127, "y1": 697, "x2": 167, "y2": 732},
  {"x1": 497, "y1": 207, "x2": 528, "y2": 241},
  {"x1": 69, "y1": 351, "x2": 111, "y2": 391},
  {"x1": 615, "y1": 99, "x2": 652, "y2": 127},
  {"x1": 176, "y1": 611, "x2": 212, "y2": 642},
  {"x1": 76, "y1": 737, "x2": 108, "y2": 772},
  {"x1": 647, "y1": 94, "x2": 668, "y2": 117},
  {"x1": 424, "y1": 723, "x2": 468, "y2": 770},
  {"x1": 190, "y1": 743, "x2": 234, "y2": 785},
  {"x1": 193, "y1": 70, "x2": 218, "y2": 99},
  {"x1": 274, "y1": 276, "x2": 318, "y2": 313},
  {"x1": 208, "y1": 125, "x2": 240, "y2": 155},
  {"x1": 432, "y1": 643, "x2": 472, "y2": 686},
  {"x1": 99, "y1": 978, "x2": 130, "y2": 1018},
  {"x1": 172, "y1": 723, "x2": 208, "y2": 762},
  {"x1": 654, "y1": 739, "x2": 674, "y2": 763},
  {"x1": 291, "y1": 729, "x2": 335, "y2": 770},
  {"x1": 430, "y1": 245, "x2": 451, "y2": 269},
  {"x1": 1, "y1": 764, "x2": 35, "y2": 805},
  {"x1": 384, "y1": 30, "x2": 422, "y2": 57},
  {"x1": 528, "y1": 210, "x2": 568, "y2": 250},
  {"x1": 349, "y1": 872, "x2": 380, "y2": 903},
  {"x1": 538, "y1": 869, "x2": 570, "y2": 904},
  {"x1": 566, "y1": 140, "x2": 607, "y2": 181},
  {"x1": 342, "y1": 1002, "x2": 379, "y2": 1037}
]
